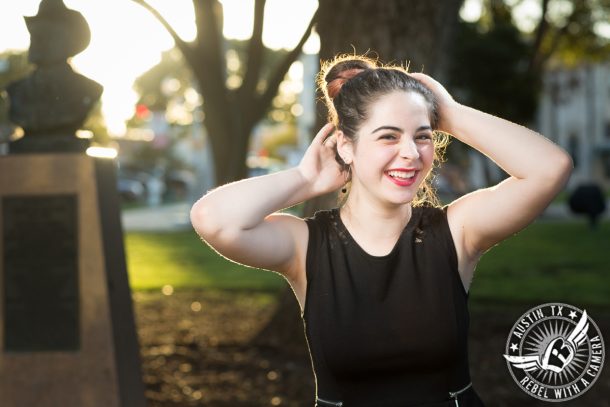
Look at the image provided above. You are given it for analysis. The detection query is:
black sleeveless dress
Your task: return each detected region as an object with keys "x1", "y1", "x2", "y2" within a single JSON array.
[{"x1": 301, "y1": 204, "x2": 486, "y2": 407}]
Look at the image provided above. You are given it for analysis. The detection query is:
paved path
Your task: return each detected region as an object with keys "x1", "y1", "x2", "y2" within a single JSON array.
[
  {"x1": 122, "y1": 202, "x2": 192, "y2": 232},
  {"x1": 122, "y1": 201, "x2": 610, "y2": 232}
]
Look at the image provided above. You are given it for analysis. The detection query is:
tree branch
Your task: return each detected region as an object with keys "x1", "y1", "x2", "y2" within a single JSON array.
[
  {"x1": 129, "y1": 0, "x2": 193, "y2": 62},
  {"x1": 196, "y1": 2, "x2": 227, "y2": 88},
  {"x1": 528, "y1": 0, "x2": 550, "y2": 73},
  {"x1": 192, "y1": 0, "x2": 228, "y2": 111},
  {"x1": 536, "y1": 5, "x2": 579, "y2": 71},
  {"x1": 252, "y1": 8, "x2": 319, "y2": 124},
  {"x1": 239, "y1": 0, "x2": 267, "y2": 100}
]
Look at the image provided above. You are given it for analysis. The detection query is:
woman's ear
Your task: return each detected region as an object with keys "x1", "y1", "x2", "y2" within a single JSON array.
[{"x1": 336, "y1": 130, "x2": 353, "y2": 164}]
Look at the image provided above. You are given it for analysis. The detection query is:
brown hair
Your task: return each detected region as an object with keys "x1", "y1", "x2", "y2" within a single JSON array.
[{"x1": 317, "y1": 54, "x2": 450, "y2": 207}]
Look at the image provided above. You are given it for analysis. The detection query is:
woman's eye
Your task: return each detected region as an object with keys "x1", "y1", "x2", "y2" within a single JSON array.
[
  {"x1": 380, "y1": 134, "x2": 397, "y2": 140},
  {"x1": 416, "y1": 134, "x2": 432, "y2": 141}
]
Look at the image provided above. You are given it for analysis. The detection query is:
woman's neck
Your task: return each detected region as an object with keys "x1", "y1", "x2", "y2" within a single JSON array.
[{"x1": 340, "y1": 191, "x2": 412, "y2": 241}]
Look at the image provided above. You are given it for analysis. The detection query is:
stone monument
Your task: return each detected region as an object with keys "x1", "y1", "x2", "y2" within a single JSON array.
[
  {"x1": 0, "y1": 1, "x2": 146, "y2": 406},
  {"x1": 6, "y1": 0, "x2": 102, "y2": 153}
]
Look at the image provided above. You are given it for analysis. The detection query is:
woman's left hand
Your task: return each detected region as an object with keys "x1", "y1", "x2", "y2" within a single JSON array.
[{"x1": 408, "y1": 72, "x2": 460, "y2": 134}]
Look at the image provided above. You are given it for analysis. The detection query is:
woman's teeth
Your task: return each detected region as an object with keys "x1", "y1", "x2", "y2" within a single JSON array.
[{"x1": 387, "y1": 170, "x2": 415, "y2": 179}]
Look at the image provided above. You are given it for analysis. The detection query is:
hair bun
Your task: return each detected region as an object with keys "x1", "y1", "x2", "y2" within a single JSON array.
[
  {"x1": 321, "y1": 56, "x2": 376, "y2": 101},
  {"x1": 327, "y1": 68, "x2": 365, "y2": 99}
]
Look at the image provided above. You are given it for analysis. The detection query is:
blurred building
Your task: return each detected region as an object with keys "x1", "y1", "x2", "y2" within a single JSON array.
[
  {"x1": 117, "y1": 108, "x2": 213, "y2": 204},
  {"x1": 538, "y1": 62, "x2": 610, "y2": 190}
]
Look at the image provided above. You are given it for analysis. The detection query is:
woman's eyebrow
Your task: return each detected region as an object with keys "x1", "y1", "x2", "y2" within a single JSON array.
[
  {"x1": 372, "y1": 125, "x2": 403, "y2": 134},
  {"x1": 372, "y1": 125, "x2": 432, "y2": 134}
]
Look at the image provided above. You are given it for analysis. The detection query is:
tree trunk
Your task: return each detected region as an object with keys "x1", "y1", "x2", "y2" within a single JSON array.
[
  {"x1": 251, "y1": 0, "x2": 464, "y2": 352},
  {"x1": 200, "y1": 94, "x2": 253, "y2": 186},
  {"x1": 131, "y1": 0, "x2": 317, "y2": 186},
  {"x1": 317, "y1": 0, "x2": 463, "y2": 81}
]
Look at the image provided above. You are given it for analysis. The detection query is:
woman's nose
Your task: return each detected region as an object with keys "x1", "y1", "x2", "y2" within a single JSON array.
[{"x1": 399, "y1": 140, "x2": 420, "y2": 160}]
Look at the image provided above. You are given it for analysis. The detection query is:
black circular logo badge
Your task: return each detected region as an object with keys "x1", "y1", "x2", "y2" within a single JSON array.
[{"x1": 503, "y1": 303, "x2": 605, "y2": 402}]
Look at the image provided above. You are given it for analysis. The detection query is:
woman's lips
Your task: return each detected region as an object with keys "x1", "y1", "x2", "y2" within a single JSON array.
[{"x1": 384, "y1": 170, "x2": 418, "y2": 186}]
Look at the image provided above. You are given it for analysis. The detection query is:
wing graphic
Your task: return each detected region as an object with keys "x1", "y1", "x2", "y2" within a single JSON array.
[
  {"x1": 566, "y1": 310, "x2": 589, "y2": 349},
  {"x1": 503, "y1": 354, "x2": 542, "y2": 372}
]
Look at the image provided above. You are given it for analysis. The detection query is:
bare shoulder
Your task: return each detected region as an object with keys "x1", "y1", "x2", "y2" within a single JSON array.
[
  {"x1": 268, "y1": 212, "x2": 309, "y2": 311},
  {"x1": 264, "y1": 212, "x2": 309, "y2": 277},
  {"x1": 271, "y1": 212, "x2": 309, "y2": 254}
]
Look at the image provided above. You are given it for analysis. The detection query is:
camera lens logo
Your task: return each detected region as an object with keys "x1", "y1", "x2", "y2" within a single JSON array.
[{"x1": 503, "y1": 303, "x2": 604, "y2": 402}]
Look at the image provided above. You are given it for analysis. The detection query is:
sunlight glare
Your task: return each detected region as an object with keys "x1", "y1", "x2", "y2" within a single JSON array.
[
  {"x1": 460, "y1": 0, "x2": 544, "y2": 34},
  {"x1": 220, "y1": 0, "x2": 318, "y2": 50},
  {"x1": 263, "y1": 0, "x2": 318, "y2": 50},
  {"x1": 86, "y1": 146, "x2": 118, "y2": 159},
  {"x1": 0, "y1": 0, "x2": 38, "y2": 51},
  {"x1": 303, "y1": 29, "x2": 320, "y2": 55},
  {"x1": 511, "y1": 0, "x2": 542, "y2": 33},
  {"x1": 595, "y1": 22, "x2": 610, "y2": 39},
  {"x1": 218, "y1": 0, "x2": 255, "y2": 40},
  {"x1": 459, "y1": 0, "x2": 483, "y2": 23}
]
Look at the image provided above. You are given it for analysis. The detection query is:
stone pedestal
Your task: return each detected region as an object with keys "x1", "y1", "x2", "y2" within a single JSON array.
[{"x1": 0, "y1": 153, "x2": 145, "y2": 407}]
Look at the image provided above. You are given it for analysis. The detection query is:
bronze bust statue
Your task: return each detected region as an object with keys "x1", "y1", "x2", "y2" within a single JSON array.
[{"x1": 6, "y1": 0, "x2": 103, "y2": 152}]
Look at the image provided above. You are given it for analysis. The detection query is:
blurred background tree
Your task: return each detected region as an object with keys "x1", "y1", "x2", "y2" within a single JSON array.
[
  {"x1": 130, "y1": 0, "x2": 317, "y2": 185},
  {"x1": 450, "y1": 0, "x2": 610, "y2": 126},
  {"x1": 450, "y1": 5, "x2": 538, "y2": 125},
  {"x1": 525, "y1": 0, "x2": 610, "y2": 68},
  {"x1": 316, "y1": 0, "x2": 463, "y2": 80},
  {"x1": 131, "y1": 39, "x2": 300, "y2": 133},
  {"x1": 124, "y1": 40, "x2": 304, "y2": 202},
  {"x1": 447, "y1": 0, "x2": 610, "y2": 185}
]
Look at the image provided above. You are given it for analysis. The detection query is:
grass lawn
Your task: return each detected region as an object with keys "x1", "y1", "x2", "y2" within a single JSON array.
[
  {"x1": 470, "y1": 219, "x2": 610, "y2": 307},
  {"x1": 125, "y1": 219, "x2": 610, "y2": 306},
  {"x1": 125, "y1": 229, "x2": 287, "y2": 292}
]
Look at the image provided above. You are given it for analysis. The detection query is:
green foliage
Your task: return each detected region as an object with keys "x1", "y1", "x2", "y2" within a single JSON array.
[
  {"x1": 132, "y1": 48, "x2": 193, "y2": 114},
  {"x1": 541, "y1": 0, "x2": 610, "y2": 66},
  {"x1": 449, "y1": 0, "x2": 610, "y2": 125},
  {"x1": 449, "y1": 9, "x2": 539, "y2": 124},
  {"x1": 261, "y1": 124, "x2": 298, "y2": 159}
]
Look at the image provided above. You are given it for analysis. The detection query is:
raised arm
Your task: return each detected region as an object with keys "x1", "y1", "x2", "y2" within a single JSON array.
[
  {"x1": 190, "y1": 123, "x2": 344, "y2": 279},
  {"x1": 410, "y1": 73, "x2": 573, "y2": 266}
]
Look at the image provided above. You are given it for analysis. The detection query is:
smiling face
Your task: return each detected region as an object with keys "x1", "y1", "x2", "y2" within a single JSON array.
[{"x1": 338, "y1": 90, "x2": 435, "y2": 208}]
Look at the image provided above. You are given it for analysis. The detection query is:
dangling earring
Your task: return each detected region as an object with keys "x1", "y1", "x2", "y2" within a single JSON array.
[{"x1": 341, "y1": 165, "x2": 351, "y2": 193}]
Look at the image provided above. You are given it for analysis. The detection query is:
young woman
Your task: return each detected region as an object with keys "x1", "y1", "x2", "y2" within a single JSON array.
[{"x1": 190, "y1": 55, "x2": 572, "y2": 406}]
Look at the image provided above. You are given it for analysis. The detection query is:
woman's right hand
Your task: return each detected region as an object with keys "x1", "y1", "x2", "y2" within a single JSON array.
[{"x1": 298, "y1": 123, "x2": 347, "y2": 196}]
